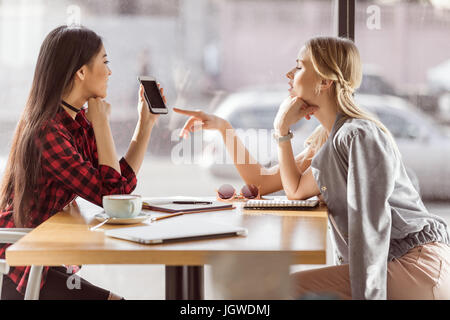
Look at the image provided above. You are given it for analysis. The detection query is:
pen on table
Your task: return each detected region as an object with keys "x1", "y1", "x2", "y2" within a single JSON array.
[
  {"x1": 150, "y1": 206, "x2": 234, "y2": 222},
  {"x1": 172, "y1": 201, "x2": 212, "y2": 205},
  {"x1": 151, "y1": 212, "x2": 184, "y2": 222},
  {"x1": 142, "y1": 201, "x2": 213, "y2": 207}
]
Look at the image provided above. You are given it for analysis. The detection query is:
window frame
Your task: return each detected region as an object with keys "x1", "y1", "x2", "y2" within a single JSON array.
[{"x1": 337, "y1": 0, "x2": 355, "y2": 40}]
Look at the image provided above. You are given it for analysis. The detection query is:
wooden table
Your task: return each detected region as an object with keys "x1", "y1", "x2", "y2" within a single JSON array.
[{"x1": 6, "y1": 197, "x2": 328, "y2": 300}]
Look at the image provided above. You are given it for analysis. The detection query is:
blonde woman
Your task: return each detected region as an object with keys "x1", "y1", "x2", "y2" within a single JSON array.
[{"x1": 174, "y1": 36, "x2": 450, "y2": 300}]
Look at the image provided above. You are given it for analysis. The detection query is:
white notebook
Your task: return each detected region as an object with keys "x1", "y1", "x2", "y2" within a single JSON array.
[{"x1": 243, "y1": 198, "x2": 319, "y2": 210}]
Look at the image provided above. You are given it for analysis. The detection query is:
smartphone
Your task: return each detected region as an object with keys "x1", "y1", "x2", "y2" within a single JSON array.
[{"x1": 138, "y1": 76, "x2": 168, "y2": 114}]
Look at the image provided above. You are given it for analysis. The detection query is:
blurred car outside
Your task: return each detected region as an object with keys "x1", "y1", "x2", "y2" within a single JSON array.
[
  {"x1": 362, "y1": 65, "x2": 440, "y2": 117},
  {"x1": 199, "y1": 84, "x2": 306, "y2": 174},
  {"x1": 427, "y1": 58, "x2": 450, "y2": 94},
  {"x1": 359, "y1": 65, "x2": 399, "y2": 97},
  {"x1": 436, "y1": 92, "x2": 450, "y2": 126}
]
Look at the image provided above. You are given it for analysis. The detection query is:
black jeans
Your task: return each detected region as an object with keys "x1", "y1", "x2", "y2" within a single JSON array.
[{"x1": 1, "y1": 266, "x2": 111, "y2": 300}]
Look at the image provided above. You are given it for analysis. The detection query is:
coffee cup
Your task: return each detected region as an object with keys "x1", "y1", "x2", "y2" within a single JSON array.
[{"x1": 102, "y1": 194, "x2": 142, "y2": 219}]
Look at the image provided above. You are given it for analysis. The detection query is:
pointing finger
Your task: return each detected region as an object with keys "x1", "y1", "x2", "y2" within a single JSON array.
[{"x1": 173, "y1": 107, "x2": 205, "y2": 118}]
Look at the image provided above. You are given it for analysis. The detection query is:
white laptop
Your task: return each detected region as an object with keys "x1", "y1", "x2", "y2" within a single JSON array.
[{"x1": 105, "y1": 219, "x2": 248, "y2": 244}]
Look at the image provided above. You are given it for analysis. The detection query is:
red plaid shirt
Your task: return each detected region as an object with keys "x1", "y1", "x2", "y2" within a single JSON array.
[{"x1": 0, "y1": 106, "x2": 137, "y2": 295}]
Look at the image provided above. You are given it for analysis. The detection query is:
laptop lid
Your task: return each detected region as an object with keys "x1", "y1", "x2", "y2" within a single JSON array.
[{"x1": 105, "y1": 219, "x2": 248, "y2": 244}]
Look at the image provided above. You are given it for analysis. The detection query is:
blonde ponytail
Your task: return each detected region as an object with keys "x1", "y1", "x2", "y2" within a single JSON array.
[{"x1": 303, "y1": 36, "x2": 400, "y2": 157}]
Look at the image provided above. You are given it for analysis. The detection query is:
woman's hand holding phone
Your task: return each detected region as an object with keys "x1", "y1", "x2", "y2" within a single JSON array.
[
  {"x1": 173, "y1": 108, "x2": 231, "y2": 139},
  {"x1": 274, "y1": 96, "x2": 319, "y2": 136},
  {"x1": 138, "y1": 83, "x2": 165, "y2": 126}
]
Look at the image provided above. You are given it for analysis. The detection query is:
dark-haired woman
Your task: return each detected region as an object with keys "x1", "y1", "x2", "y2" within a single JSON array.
[{"x1": 0, "y1": 26, "x2": 162, "y2": 300}]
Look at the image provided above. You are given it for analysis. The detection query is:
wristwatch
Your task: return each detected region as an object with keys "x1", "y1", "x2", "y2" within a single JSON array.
[{"x1": 273, "y1": 130, "x2": 294, "y2": 143}]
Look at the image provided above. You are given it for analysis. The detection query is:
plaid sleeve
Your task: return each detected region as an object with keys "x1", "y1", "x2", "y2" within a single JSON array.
[
  {"x1": 119, "y1": 157, "x2": 137, "y2": 183},
  {"x1": 38, "y1": 125, "x2": 137, "y2": 207}
]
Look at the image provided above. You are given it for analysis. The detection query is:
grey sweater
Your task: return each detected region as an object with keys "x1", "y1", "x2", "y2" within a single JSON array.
[{"x1": 310, "y1": 112, "x2": 450, "y2": 300}]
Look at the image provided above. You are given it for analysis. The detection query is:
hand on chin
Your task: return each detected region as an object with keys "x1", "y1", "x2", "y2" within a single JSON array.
[{"x1": 91, "y1": 92, "x2": 107, "y2": 100}]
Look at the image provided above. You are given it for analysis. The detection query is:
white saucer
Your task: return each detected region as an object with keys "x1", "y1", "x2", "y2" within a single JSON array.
[{"x1": 94, "y1": 212, "x2": 151, "y2": 225}]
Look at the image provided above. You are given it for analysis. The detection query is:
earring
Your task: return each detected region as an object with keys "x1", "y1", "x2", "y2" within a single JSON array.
[{"x1": 315, "y1": 86, "x2": 321, "y2": 95}]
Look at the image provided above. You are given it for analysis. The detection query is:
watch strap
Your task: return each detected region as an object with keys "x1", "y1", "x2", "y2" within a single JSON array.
[{"x1": 273, "y1": 130, "x2": 293, "y2": 143}]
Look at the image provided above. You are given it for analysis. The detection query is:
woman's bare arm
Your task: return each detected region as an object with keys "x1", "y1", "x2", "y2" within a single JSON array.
[
  {"x1": 174, "y1": 107, "x2": 316, "y2": 196},
  {"x1": 87, "y1": 98, "x2": 121, "y2": 173},
  {"x1": 219, "y1": 122, "x2": 314, "y2": 195},
  {"x1": 277, "y1": 136, "x2": 320, "y2": 200},
  {"x1": 124, "y1": 85, "x2": 163, "y2": 174},
  {"x1": 274, "y1": 97, "x2": 320, "y2": 200}
]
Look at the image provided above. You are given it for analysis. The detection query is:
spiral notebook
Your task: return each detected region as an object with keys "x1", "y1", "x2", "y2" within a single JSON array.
[{"x1": 243, "y1": 198, "x2": 319, "y2": 210}]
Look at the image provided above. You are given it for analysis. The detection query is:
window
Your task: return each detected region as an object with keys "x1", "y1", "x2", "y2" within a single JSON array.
[
  {"x1": 356, "y1": 1, "x2": 450, "y2": 119},
  {"x1": 373, "y1": 109, "x2": 421, "y2": 140},
  {"x1": 0, "y1": 0, "x2": 337, "y2": 196},
  {"x1": 355, "y1": 1, "x2": 450, "y2": 202}
]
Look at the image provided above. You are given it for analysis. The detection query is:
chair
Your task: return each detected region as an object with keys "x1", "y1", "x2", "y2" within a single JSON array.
[{"x1": 0, "y1": 228, "x2": 43, "y2": 300}]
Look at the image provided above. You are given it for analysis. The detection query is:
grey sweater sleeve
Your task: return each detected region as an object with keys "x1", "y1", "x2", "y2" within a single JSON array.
[{"x1": 346, "y1": 129, "x2": 396, "y2": 300}]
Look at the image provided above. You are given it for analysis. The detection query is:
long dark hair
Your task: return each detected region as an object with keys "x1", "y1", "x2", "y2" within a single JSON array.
[{"x1": 0, "y1": 26, "x2": 102, "y2": 227}]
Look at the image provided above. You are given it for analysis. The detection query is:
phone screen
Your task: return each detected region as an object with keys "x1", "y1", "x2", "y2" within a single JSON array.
[{"x1": 141, "y1": 80, "x2": 167, "y2": 110}]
